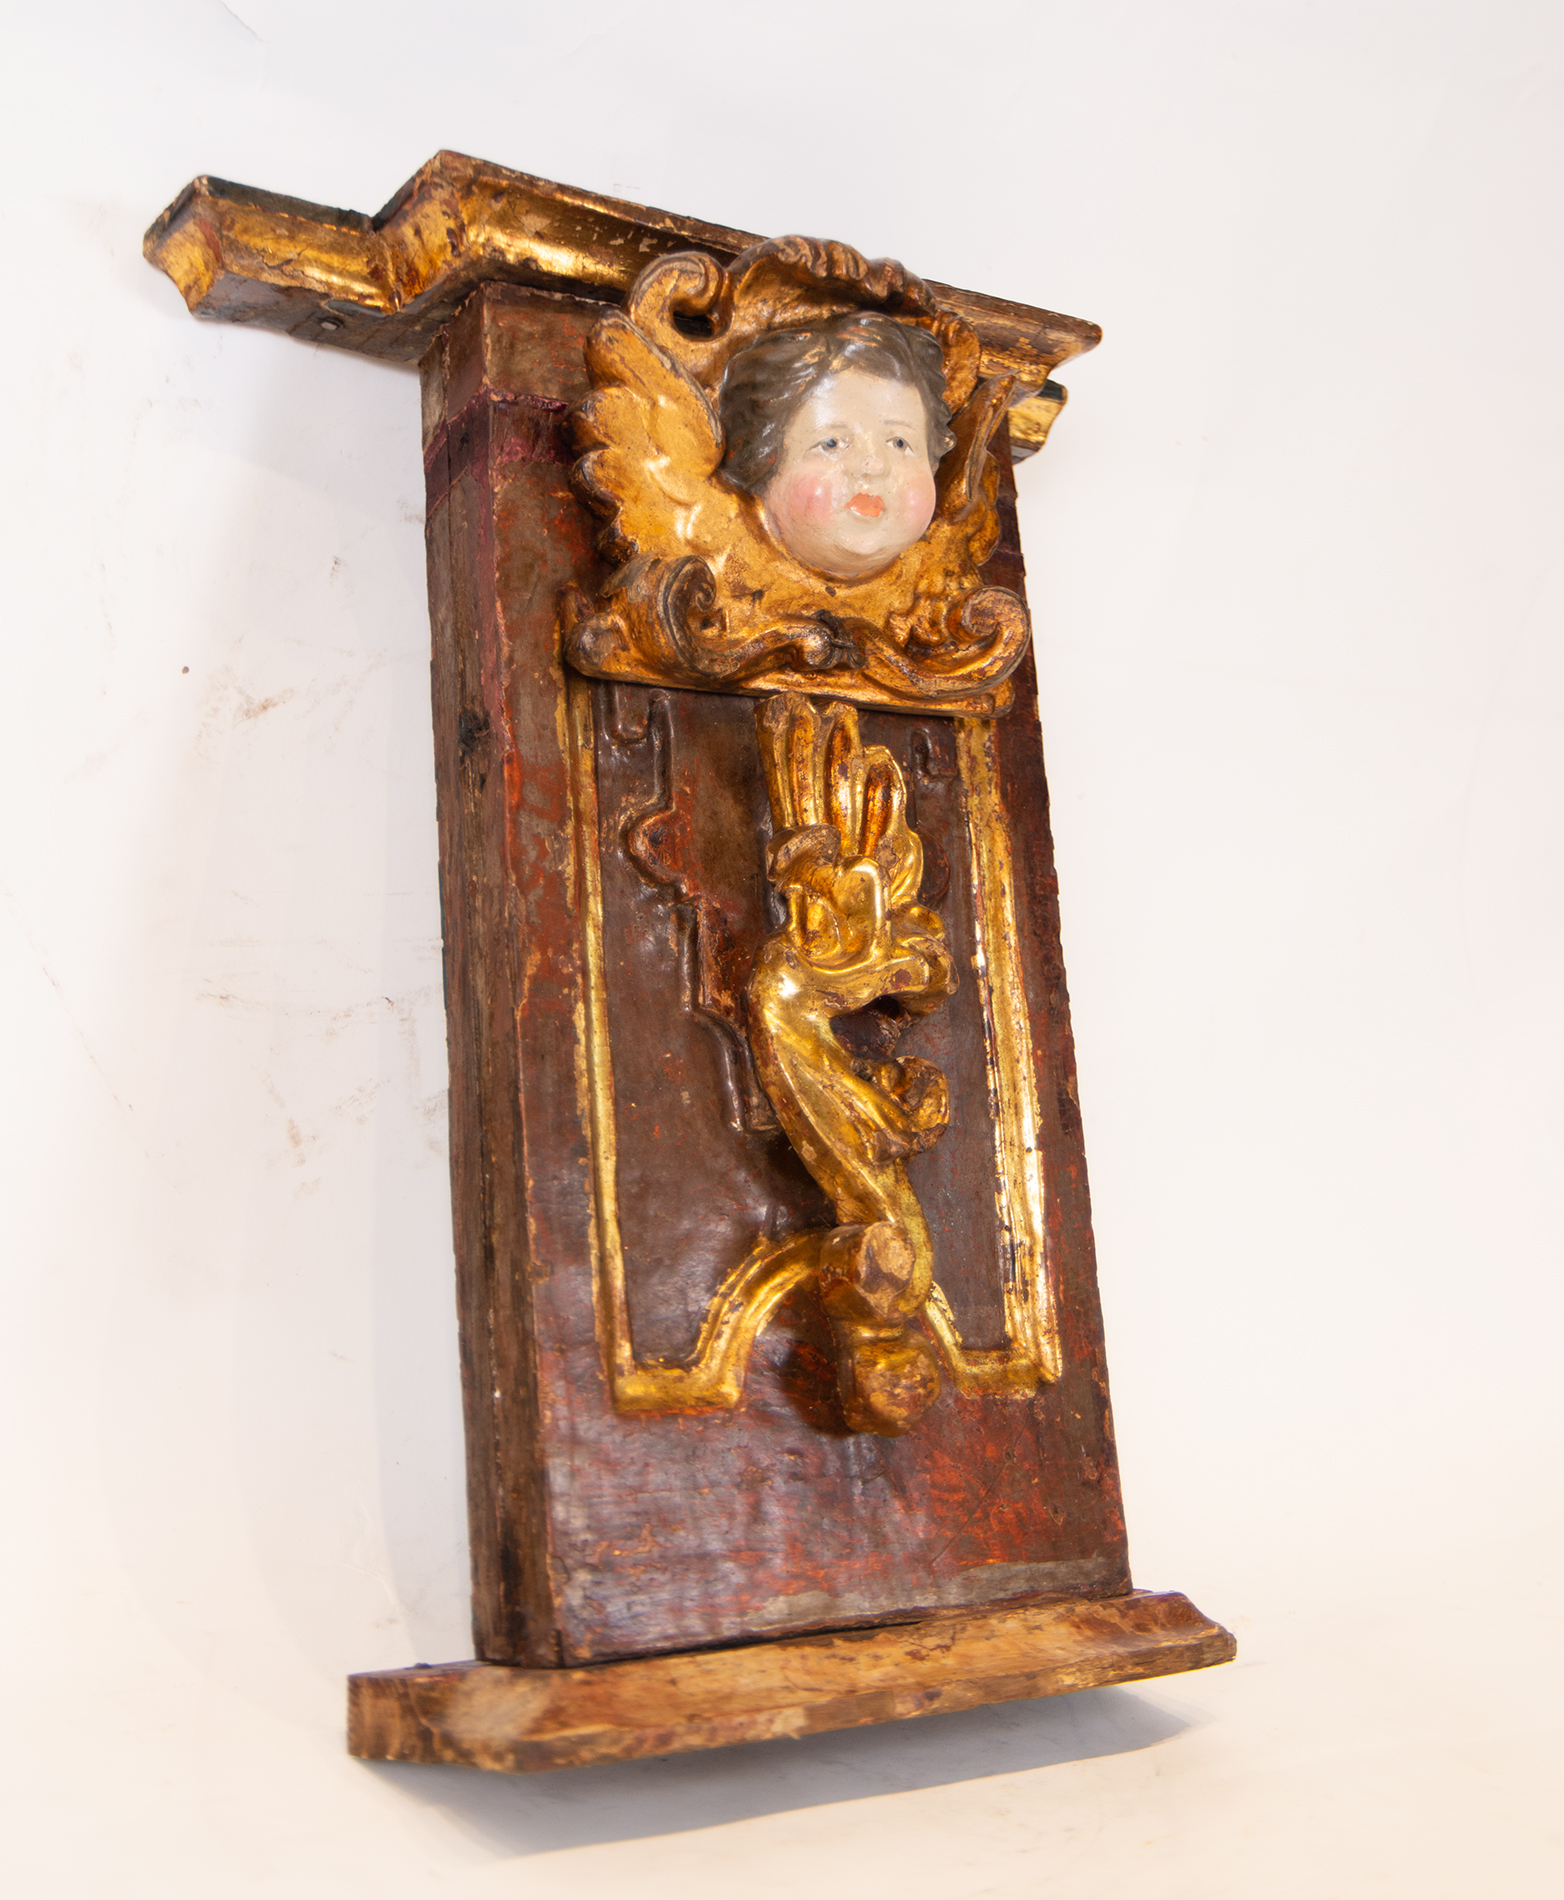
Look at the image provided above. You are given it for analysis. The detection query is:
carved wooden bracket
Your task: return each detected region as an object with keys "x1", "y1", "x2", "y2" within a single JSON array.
[{"x1": 144, "y1": 163, "x2": 1234, "y2": 1754}]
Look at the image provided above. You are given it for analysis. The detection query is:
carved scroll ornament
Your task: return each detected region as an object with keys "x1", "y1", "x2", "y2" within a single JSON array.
[
  {"x1": 559, "y1": 238, "x2": 1031, "y2": 717},
  {"x1": 748, "y1": 694, "x2": 957, "y2": 1434}
]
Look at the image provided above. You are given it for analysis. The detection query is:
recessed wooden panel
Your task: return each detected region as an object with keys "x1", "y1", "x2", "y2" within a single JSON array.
[{"x1": 593, "y1": 686, "x2": 1014, "y2": 1359}]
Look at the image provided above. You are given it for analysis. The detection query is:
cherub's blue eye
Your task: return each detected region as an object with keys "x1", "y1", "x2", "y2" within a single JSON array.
[
  {"x1": 891, "y1": 436, "x2": 910, "y2": 451},
  {"x1": 819, "y1": 437, "x2": 840, "y2": 451}
]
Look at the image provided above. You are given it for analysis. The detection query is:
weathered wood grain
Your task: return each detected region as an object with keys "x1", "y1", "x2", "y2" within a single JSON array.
[
  {"x1": 349, "y1": 1591, "x2": 1235, "y2": 1773},
  {"x1": 423, "y1": 286, "x2": 605, "y2": 1663}
]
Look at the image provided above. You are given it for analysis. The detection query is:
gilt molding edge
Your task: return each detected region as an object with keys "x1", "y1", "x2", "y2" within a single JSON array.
[{"x1": 143, "y1": 154, "x2": 1099, "y2": 458}]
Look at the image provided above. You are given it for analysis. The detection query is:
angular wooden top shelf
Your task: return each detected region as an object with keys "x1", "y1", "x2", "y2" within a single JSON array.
[{"x1": 143, "y1": 151, "x2": 1100, "y2": 457}]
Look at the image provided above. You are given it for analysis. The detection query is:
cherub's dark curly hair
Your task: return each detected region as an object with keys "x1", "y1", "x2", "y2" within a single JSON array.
[{"x1": 717, "y1": 312, "x2": 956, "y2": 497}]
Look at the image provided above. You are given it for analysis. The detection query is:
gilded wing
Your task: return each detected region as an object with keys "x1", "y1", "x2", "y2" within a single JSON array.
[
  {"x1": 565, "y1": 308, "x2": 860, "y2": 688},
  {"x1": 572, "y1": 314, "x2": 751, "y2": 571}
]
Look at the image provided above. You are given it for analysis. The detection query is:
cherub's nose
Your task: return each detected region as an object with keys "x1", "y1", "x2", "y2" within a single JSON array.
[{"x1": 855, "y1": 441, "x2": 888, "y2": 478}]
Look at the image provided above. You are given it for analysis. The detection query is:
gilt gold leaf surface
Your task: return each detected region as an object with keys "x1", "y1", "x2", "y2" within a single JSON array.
[
  {"x1": 142, "y1": 154, "x2": 1102, "y2": 439},
  {"x1": 745, "y1": 695, "x2": 958, "y2": 1434}
]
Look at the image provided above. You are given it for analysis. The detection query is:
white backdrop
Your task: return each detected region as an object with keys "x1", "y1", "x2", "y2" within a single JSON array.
[{"x1": 3, "y1": 3, "x2": 1561, "y2": 1894}]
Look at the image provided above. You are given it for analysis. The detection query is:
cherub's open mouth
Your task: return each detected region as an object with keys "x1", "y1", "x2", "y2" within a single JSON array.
[{"x1": 846, "y1": 493, "x2": 884, "y2": 519}]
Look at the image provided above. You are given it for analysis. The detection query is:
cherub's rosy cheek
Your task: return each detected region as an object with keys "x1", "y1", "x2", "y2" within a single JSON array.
[
  {"x1": 898, "y1": 473, "x2": 937, "y2": 531},
  {"x1": 781, "y1": 473, "x2": 838, "y2": 525}
]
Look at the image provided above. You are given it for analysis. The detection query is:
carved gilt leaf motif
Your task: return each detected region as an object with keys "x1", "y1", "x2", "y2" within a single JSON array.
[
  {"x1": 746, "y1": 694, "x2": 958, "y2": 1435},
  {"x1": 560, "y1": 237, "x2": 1031, "y2": 716}
]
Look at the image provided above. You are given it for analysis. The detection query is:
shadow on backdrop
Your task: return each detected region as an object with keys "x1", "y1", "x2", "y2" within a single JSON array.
[{"x1": 360, "y1": 1684, "x2": 1194, "y2": 1855}]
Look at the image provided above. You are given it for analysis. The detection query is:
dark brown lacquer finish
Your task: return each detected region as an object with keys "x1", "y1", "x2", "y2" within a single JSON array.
[{"x1": 421, "y1": 284, "x2": 1132, "y2": 1666}]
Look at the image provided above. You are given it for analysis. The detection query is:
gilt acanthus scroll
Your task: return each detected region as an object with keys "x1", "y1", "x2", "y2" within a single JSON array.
[
  {"x1": 747, "y1": 695, "x2": 956, "y2": 1434},
  {"x1": 560, "y1": 237, "x2": 1030, "y2": 717}
]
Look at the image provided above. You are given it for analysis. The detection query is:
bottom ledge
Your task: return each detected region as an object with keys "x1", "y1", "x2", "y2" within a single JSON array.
[{"x1": 348, "y1": 1589, "x2": 1235, "y2": 1774}]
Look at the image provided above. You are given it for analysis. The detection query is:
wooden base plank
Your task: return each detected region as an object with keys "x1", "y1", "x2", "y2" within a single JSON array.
[{"x1": 348, "y1": 1591, "x2": 1235, "y2": 1774}]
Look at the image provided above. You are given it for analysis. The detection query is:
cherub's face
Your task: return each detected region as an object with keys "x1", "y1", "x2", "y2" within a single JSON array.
[{"x1": 762, "y1": 369, "x2": 939, "y2": 581}]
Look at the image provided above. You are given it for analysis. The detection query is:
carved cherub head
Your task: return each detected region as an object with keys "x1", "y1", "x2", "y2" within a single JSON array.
[
  {"x1": 718, "y1": 313, "x2": 957, "y2": 581},
  {"x1": 566, "y1": 237, "x2": 1031, "y2": 713}
]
